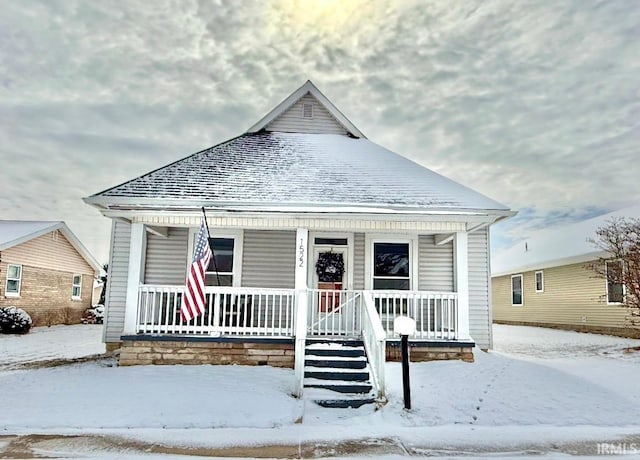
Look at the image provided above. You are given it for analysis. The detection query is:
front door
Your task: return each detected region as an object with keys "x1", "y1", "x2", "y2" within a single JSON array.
[{"x1": 313, "y1": 247, "x2": 348, "y2": 312}]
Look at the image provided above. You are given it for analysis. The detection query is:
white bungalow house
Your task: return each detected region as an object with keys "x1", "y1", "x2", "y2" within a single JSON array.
[{"x1": 85, "y1": 81, "x2": 513, "y2": 405}]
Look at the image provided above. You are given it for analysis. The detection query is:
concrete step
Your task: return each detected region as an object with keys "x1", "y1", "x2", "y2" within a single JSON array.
[
  {"x1": 304, "y1": 358, "x2": 367, "y2": 369},
  {"x1": 304, "y1": 369, "x2": 370, "y2": 381},
  {"x1": 304, "y1": 382, "x2": 373, "y2": 394}
]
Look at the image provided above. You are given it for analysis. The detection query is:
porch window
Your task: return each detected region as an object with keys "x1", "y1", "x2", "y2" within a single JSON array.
[
  {"x1": 373, "y1": 242, "x2": 410, "y2": 290},
  {"x1": 206, "y1": 238, "x2": 235, "y2": 286},
  {"x1": 71, "y1": 274, "x2": 82, "y2": 299},
  {"x1": 511, "y1": 274, "x2": 523, "y2": 306},
  {"x1": 535, "y1": 270, "x2": 544, "y2": 293},
  {"x1": 5, "y1": 264, "x2": 22, "y2": 296},
  {"x1": 606, "y1": 260, "x2": 624, "y2": 304}
]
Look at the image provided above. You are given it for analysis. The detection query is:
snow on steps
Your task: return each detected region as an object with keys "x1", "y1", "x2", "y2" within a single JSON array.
[{"x1": 303, "y1": 339, "x2": 376, "y2": 409}]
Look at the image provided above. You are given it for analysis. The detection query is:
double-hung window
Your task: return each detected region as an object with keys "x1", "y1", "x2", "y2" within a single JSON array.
[
  {"x1": 372, "y1": 242, "x2": 411, "y2": 290},
  {"x1": 190, "y1": 229, "x2": 242, "y2": 287},
  {"x1": 206, "y1": 238, "x2": 235, "y2": 286},
  {"x1": 606, "y1": 260, "x2": 624, "y2": 304},
  {"x1": 72, "y1": 274, "x2": 82, "y2": 299},
  {"x1": 511, "y1": 274, "x2": 523, "y2": 306},
  {"x1": 535, "y1": 270, "x2": 544, "y2": 293},
  {"x1": 5, "y1": 264, "x2": 22, "y2": 296}
]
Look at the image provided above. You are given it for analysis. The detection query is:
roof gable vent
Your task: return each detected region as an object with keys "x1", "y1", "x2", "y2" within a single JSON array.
[{"x1": 302, "y1": 102, "x2": 313, "y2": 118}]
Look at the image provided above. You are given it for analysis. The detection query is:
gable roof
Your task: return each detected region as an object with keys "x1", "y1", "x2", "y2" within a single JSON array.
[
  {"x1": 491, "y1": 204, "x2": 640, "y2": 276},
  {"x1": 0, "y1": 220, "x2": 101, "y2": 274},
  {"x1": 86, "y1": 131, "x2": 511, "y2": 215},
  {"x1": 247, "y1": 80, "x2": 366, "y2": 138}
]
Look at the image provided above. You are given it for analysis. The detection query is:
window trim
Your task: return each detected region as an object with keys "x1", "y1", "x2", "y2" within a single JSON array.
[
  {"x1": 187, "y1": 228, "x2": 243, "y2": 287},
  {"x1": 605, "y1": 260, "x2": 625, "y2": 305},
  {"x1": 511, "y1": 274, "x2": 523, "y2": 306},
  {"x1": 71, "y1": 274, "x2": 83, "y2": 300},
  {"x1": 535, "y1": 270, "x2": 544, "y2": 293},
  {"x1": 5, "y1": 264, "x2": 22, "y2": 297},
  {"x1": 364, "y1": 234, "x2": 418, "y2": 290}
]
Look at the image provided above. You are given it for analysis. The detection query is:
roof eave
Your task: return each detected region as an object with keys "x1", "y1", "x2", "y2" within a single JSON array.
[
  {"x1": 0, "y1": 222, "x2": 63, "y2": 252},
  {"x1": 491, "y1": 250, "x2": 607, "y2": 277}
]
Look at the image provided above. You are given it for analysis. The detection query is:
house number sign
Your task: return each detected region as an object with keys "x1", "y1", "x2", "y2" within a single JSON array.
[{"x1": 298, "y1": 238, "x2": 305, "y2": 268}]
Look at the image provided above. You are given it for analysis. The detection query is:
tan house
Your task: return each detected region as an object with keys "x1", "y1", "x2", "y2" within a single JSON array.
[
  {"x1": 84, "y1": 81, "x2": 513, "y2": 406},
  {"x1": 492, "y1": 205, "x2": 640, "y2": 338},
  {"x1": 0, "y1": 221, "x2": 102, "y2": 326}
]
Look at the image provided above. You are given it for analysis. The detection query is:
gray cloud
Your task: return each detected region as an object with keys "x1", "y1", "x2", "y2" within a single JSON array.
[{"x1": 1, "y1": 0, "x2": 639, "y2": 262}]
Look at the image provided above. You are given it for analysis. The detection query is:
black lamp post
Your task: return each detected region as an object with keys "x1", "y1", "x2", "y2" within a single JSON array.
[{"x1": 394, "y1": 316, "x2": 416, "y2": 410}]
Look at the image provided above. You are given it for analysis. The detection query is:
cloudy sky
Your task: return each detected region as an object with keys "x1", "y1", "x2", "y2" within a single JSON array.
[{"x1": 1, "y1": 0, "x2": 639, "y2": 264}]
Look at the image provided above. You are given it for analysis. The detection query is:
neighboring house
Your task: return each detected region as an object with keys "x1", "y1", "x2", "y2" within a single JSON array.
[
  {"x1": 0, "y1": 221, "x2": 101, "y2": 325},
  {"x1": 492, "y1": 205, "x2": 640, "y2": 338},
  {"x1": 84, "y1": 80, "x2": 513, "y2": 401}
]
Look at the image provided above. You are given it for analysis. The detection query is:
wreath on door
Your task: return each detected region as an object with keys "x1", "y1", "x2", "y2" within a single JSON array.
[{"x1": 315, "y1": 252, "x2": 345, "y2": 283}]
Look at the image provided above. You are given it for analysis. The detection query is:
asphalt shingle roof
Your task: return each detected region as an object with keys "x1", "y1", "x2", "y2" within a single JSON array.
[{"x1": 93, "y1": 131, "x2": 508, "y2": 212}]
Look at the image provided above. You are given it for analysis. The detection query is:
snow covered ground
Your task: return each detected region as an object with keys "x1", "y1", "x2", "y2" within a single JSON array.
[
  {"x1": 1, "y1": 324, "x2": 640, "y2": 458},
  {"x1": 0, "y1": 324, "x2": 105, "y2": 369}
]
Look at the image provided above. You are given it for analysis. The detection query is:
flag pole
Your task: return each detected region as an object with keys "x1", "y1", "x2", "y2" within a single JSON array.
[{"x1": 201, "y1": 206, "x2": 222, "y2": 287}]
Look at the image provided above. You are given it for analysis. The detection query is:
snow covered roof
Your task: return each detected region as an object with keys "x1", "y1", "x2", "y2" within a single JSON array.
[
  {"x1": 0, "y1": 220, "x2": 101, "y2": 273},
  {"x1": 491, "y1": 204, "x2": 640, "y2": 276},
  {"x1": 86, "y1": 131, "x2": 510, "y2": 215}
]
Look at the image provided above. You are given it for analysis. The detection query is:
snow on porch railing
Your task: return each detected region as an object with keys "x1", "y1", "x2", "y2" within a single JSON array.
[
  {"x1": 136, "y1": 285, "x2": 295, "y2": 336},
  {"x1": 371, "y1": 290, "x2": 459, "y2": 340}
]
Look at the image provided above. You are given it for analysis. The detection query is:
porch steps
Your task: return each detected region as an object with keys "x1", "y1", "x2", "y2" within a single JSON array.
[{"x1": 303, "y1": 339, "x2": 376, "y2": 409}]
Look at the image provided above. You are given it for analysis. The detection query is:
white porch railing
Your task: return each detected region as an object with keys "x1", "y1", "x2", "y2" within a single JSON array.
[
  {"x1": 372, "y1": 290, "x2": 458, "y2": 340},
  {"x1": 135, "y1": 286, "x2": 458, "y2": 340},
  {"x1": 306, "y1": 289, "x2": 362, "y2": 337},
  {"x1": 361, "y1": 291, "x2": 386, "y2": 399},
  {"x1": 136, "y1": 285, "x2": 295, "y2": 336}
]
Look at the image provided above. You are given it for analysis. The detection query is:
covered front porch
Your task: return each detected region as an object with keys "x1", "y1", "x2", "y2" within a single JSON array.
[{"x1": 117, "y1": 223, "x2": 478, "y2": 398}]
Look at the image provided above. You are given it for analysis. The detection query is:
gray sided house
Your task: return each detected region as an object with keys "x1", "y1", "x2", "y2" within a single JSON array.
[{"x1": 85, "y1": 81, "x2": 513, "y2": 402}]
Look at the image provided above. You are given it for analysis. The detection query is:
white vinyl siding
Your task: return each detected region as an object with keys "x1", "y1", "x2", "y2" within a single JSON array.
[
  {"x1": 418, "y1": 235, "x2": 454, "y2": 291},
  {"x1": 103, "y1": 220, "x2": 131, "y2": 343},
  {"x1": 353, "y1": 233, "x2": 365, "y2": 290},
  {"x1": 468, "y1": 228, "x2": 491, "y2": 349},
  {"x1": 242, "y1": 230, "x2": 296, "y2": 288},
  {"x1": 266, "y1": 93, "x2": 348, "y2": 135},
  {"x1": 144, "y1": 228, "x2": 188, "y2": 285}
]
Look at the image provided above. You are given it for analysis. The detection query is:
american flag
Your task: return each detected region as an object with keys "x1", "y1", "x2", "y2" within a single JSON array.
[{"x1": 181, "y1": 218, "x2": 213, "y2": 322}]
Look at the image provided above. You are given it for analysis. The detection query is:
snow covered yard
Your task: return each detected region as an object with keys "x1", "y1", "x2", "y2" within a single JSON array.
[
  {"x1": 0, "y1": 324, "x2": 105, "y2": 369},
  {"x1": 2, "y1": 324, "x2": 640, "y2": 457}
]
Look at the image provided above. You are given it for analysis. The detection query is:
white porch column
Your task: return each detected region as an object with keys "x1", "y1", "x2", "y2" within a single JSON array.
[
  {"x1": 123, "y1": 223, "x2": 146, "y2": 334},
  {"x1": 294, "y1": 228, "x2": 309, "y2": 397},
  {"x1": 454, "y1": 231, "x2": 471, "y2": 341}
]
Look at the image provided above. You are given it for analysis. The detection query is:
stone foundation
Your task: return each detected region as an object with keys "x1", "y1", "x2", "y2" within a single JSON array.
[
  {"x1": 118, "y1": 336, "x2": 294, "y2": 367},
  {"x1": 386, "y1": 341, "x2": 475, "y2": 363}
]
